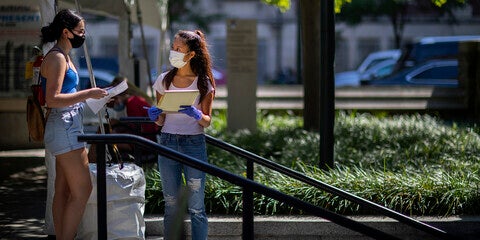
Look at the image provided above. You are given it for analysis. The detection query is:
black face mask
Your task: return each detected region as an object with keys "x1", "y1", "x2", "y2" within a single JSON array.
[{"x1": 68, "y1": 29, "x2": 85, "y2": 48}]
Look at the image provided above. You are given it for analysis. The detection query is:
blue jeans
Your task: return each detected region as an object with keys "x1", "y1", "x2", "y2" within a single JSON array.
[{"x1": 158, "y1": 133, "x2": 208, "y2": 240}]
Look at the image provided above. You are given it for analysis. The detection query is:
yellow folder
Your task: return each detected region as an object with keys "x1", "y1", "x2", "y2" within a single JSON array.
[{"x1": 156, "y1": 90, "x2": 200, "y2": 112}]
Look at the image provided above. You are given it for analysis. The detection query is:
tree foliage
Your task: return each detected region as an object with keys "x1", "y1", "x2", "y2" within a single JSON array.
[
  {"x1": 335, "y1": 0, "x2": 468, "y2": 47},
  {"x1": 261, "y1": 0, "x2": 291, "y2": 12},
  {"x1": 168, "y1": 0, "x2": 223, "y2": 32},
  {"x1": 331, "y1": 0, "x2": 468, "y2": 25},
  {"x1": 262, "y1": 0, "x2": 468, "y2": 14}
]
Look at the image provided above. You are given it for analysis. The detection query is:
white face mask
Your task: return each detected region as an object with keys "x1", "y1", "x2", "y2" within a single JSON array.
[{"x1": 169, "y1": 50, "x2": 188, "y2": 68}]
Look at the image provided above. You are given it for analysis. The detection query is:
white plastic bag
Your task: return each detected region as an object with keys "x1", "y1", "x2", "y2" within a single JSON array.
[
  {"x1": 77, "y1": 163, "x2": 146, "y2": 240},
  {"x1": 44, "y1": 150, "x2": 55, "y2": 235}
]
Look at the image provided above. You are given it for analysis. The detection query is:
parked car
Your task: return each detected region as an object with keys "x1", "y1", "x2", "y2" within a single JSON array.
[
  {"x1": 358, "y1": 59, "x2": 397, "y2": 84},
  {"x1": 212, "y1": 68, "x2": 227, "y2": 85},
  {"x1": 394, "y1": 35, "x2": 480, "y2": 72},
  {"x1": 362, "y1": 59, "x2": 458, "y2": 87},
  {"x1": 335, "y1": 49, "x2": 401, "y2": 87},
  {"x1": 77, "y1": 68, "x2": 116, "y2": 90}
]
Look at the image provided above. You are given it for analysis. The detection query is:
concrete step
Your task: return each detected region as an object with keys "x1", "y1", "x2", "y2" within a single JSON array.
[{"x1": 144, "y1": 214, "x2": 480, "y2": 240}]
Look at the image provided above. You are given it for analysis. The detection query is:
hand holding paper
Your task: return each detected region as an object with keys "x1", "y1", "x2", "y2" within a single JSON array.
[{"x1": 85, "y1": 80, "x2": 128, "y2": 114}]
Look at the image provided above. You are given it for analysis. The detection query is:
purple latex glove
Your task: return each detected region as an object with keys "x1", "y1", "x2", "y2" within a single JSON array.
[
  {"x1": 145, "y1": 106, "x2": 163, "y2": 121},
  {"x1": 178, "y1": 105, "x2": 202, "y2": 120}
]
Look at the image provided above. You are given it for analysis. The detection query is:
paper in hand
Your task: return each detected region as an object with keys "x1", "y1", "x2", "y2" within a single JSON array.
[{"x1": 85, "y1": 80, "x2": 128, "y2": 114}]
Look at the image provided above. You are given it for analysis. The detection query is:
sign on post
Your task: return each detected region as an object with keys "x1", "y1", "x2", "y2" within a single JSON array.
[{"x1": 226, "y1": 19, "x2": 257, "y2": 132}]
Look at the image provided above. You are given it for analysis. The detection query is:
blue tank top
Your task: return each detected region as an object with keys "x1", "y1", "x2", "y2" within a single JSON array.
[{"x1": 40, "y1": 48, "x2": 78, "y2": 95}]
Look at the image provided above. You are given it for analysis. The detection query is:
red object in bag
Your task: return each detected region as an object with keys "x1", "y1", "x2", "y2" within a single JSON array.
[
  {"x1": 31, "y1": 84, "x2": 45, "y2": 107},
  {"x1": 31, "y1": 55, "x2": 45, "y2": 106}
]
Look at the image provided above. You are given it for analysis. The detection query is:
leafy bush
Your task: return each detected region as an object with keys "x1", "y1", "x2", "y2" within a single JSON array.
[{"x1": 145, "y1": 111, "x2": 480, "y2": 216}]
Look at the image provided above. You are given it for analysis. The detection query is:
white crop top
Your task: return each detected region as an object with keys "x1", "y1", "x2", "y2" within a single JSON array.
[{"x1": 152, "y1": 71, "x2": 214, "y2": 135}]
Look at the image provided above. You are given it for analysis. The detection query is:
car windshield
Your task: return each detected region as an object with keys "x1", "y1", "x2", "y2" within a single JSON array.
[
  {"x1": 364, "y1": 58, "x2": 392, "y2": 72},
  {"x1": 375, "y1": 64, "x2": 395, "y2": 78}
]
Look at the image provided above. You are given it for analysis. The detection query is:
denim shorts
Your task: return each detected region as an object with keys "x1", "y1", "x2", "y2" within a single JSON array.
[{"x1": 44, "y1": 103, "x2": 86, "y2": 156}]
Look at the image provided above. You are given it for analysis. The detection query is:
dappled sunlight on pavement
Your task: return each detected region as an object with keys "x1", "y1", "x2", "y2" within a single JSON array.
[{"x1": 0, "y1": 157, "x2": 48, "y2": 239}]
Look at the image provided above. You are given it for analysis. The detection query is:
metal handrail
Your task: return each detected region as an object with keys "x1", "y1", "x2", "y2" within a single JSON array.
[
  {"x1": 78, "y1": 133, "x2": 402, "y2": 240},
  {"x1": 118, "y1": 116, "x2": 454, "y2": 240},
  {"x1": 205, "y1": 135, "x2": 453, "y2": 240}
]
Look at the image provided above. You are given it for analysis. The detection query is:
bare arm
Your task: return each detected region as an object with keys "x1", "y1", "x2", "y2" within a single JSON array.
[
  {"x1": 196, "y1": 91, "x2": 214, "y2": 128},
  {"x1": 42, "y1": 52, "x2": 107, "y2": 108}
]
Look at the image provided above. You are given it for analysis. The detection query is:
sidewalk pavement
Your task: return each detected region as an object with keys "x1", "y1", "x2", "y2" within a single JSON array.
[
  {"x1": 0, "y1": 149, "x2": 165, "y2": 239},
  {"x1": 0, "y1": 149, "x2": 48, "y2": 239}
]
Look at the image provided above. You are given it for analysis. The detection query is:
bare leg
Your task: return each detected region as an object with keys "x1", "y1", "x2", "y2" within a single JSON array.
[
  {"x1": 54, "y1": 148, "x2": 92, "y2": 240},
  {"x1": 52, "y1": 155, "x2": 68, "y2": 238}
]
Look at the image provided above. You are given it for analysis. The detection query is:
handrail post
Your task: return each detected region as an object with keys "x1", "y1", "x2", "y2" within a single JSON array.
[
  {"x1": 242, "y1": 159, "x2": 254, "y2": 240},
  {"x1": 96, "y1": 143, "x2": 107, "y2": 239}
]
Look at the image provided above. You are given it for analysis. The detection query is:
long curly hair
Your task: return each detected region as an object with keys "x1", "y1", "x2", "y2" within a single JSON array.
[{"x1": 163, "y1": 30, "x2": 216, "y2": 103}]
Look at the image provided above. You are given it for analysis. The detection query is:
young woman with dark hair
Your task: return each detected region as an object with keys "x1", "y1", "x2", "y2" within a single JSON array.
[
  {"x1": 40, "y1": 9, "x2": 108, "y2": 239},
  {"x1": 148, "y1": 29, "x2": 215, "y2": 240}
]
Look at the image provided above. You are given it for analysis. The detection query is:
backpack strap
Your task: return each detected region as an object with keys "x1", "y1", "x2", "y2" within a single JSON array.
[{"x1": 46, "y1": 46, "x2": 69, "y2": 63}]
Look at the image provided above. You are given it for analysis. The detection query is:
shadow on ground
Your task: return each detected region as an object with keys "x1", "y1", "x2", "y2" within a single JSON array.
[{"x1": 0, "y1": 157, "x2": 48, "y2": 239}]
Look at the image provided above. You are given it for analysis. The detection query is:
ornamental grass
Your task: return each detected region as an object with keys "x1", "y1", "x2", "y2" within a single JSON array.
[{"x1": 145, "y1": 111, "x2": 480, "y2": 217}]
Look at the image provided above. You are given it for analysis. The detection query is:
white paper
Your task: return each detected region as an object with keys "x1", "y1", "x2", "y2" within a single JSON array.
[{"x1": 85, "y1": 80, "x2": 128, "y2": 114}]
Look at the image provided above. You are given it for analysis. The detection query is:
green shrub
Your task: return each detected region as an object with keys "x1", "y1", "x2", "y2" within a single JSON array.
[{"x1": 145, "y1": 111, "x2": 480, "y2": 216}]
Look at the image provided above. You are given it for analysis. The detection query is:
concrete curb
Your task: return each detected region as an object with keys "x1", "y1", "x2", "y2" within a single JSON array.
[
  {"x1": 0, "y1": 148, "x2": 45, "y2": 157},
  {"x1": 144, "y1": 215, "x2": 480, "y2": 240}
]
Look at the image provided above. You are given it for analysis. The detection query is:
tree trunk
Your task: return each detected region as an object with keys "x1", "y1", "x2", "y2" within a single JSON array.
[
  {"x1": 300, "y1": 0, "x2": 321, "y2": 131},
  {"x1": 390, "y1": 6, "x2": 406, "y2": 49},
  {"x1": 471, "y1": 0, "x2": 480, "y2": 16},
  {"x1": 300, "y1": 0, "x2": 334, "y2": 169}
]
